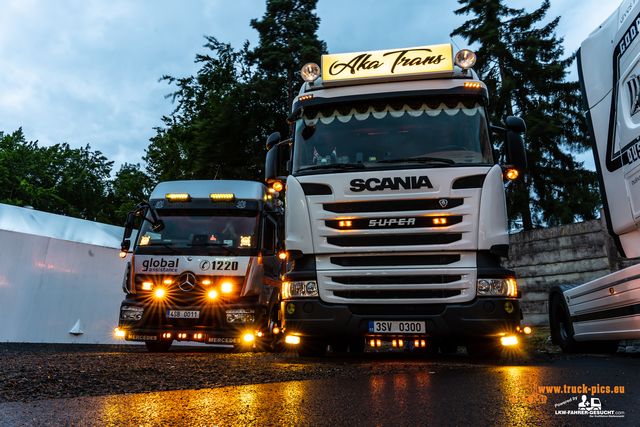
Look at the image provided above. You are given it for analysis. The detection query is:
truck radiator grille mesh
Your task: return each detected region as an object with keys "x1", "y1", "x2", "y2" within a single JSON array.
[
  {"x1": 327, "y1": 233, "x2": 461, "y2": 247},
  {"x1": 335, "y1": 290, "x2": 461, "y2": 299},
  {"x1": 322, "y1": 198, "x2": 463, "y2": 213},
  {"x1": 331, "y1": 275, "x2": 461, "y2": 285},
  {"x1": 329, "y1": 254, "x2": 460, "y2": 267}
]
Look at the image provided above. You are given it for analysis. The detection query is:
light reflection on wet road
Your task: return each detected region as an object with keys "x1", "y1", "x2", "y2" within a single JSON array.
[{"x1": 1, "y1": 357, "x2": 638, "y2": 426}]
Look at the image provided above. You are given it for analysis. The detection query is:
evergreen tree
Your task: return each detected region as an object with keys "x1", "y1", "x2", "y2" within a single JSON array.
[
  {"x1": 452, "y1": 0, "x2": 600, "y2": 230},
  {"x1": 248, "y1": 0, "x2": 327, "y2": 116},
  {"x1": 145, "y1": 0, "x2": 326, "y2": 182}
]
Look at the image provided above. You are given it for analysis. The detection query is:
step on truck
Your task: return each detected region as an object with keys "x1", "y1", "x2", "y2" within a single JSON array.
[
  {"x1": 549, "y1": 0, "x2": 640, "y2": 353},
  {"x1": 265, "y1": 44, "x2": 528, "y2": 358},
  {"x1": 114, "y1": 180, "x2": 285, "y2": 352}
]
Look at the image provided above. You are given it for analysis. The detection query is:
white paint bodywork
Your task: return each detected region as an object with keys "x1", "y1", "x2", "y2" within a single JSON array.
[
  {"x1": 0, "y1": 204, "x2": 128, "y2": 343},
  {"x1": 565, "y1": 0, "x2": 640, "y2": 340},
  {"x1": 287, "y1": 165, "x2": 509, "y2": 304}
]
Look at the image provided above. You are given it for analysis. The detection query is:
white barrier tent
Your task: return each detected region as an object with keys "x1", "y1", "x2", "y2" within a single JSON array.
[{"x1": 0, "y1": 203, "x2": 129, "y2": 344}]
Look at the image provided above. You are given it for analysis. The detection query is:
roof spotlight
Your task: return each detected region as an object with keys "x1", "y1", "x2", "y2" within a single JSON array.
[
  {"x1": 301, "y1": 63, "x2": 321, "y2": 82},
  {"x1": 455, "y1": 50, "x2": 476, "y2": 69}
]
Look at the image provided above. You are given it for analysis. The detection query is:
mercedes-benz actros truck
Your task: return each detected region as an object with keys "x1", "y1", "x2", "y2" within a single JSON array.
[{"x1": 114, "y1": 180, "x2": 285, "y2": 352}]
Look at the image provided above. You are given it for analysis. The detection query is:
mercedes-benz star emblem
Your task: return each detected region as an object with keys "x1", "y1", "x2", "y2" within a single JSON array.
[{"x1": 178, "y1": 272, "x2": 196, "y2": 292}]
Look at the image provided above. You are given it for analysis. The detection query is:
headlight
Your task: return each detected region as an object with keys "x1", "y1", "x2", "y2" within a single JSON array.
[
  {"x1": 455, "y1": 49, "x2": 476, "y2": 69},
  {"x1": 282, "y1": 281, "x2": 319, "y2": 298},
  {"x1": 226, "y1": 309, "x2": 255, "y2": 323},
  {"x1": 476, "y1": 278, "x2": 517, "y2": 297},
  {"x1": 120, "y1": 306, "x2": 144, "y2": 321}
]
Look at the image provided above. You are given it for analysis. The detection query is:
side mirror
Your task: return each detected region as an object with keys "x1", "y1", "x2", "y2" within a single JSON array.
[
  {"x1": 265, "y1": 141, "x2": 291, "y2": 183},
  {"x1": 123, "y1": 212, "x2": 135, "y2": 239},
  {"x1": 121, "y1": 240, "x2": 131, "y2": 252},
  {"x1": 505, "y1": 116, "x2": 526, "y2": 133},
  {"x1": 505, "y1": 131, "x2": 527, "y2": 171},
  {"x1": 266, "y1": 132, "x2": 281, "y2": 151}
]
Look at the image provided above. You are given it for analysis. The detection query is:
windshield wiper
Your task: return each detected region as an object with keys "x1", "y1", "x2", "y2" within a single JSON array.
[
  {"x1": 145, "y1": 242, "x2": 182, "y2": 255},
  {"x1": 301, "y1": 163, "x2": 366, "y2": 171},
  {"x1": 376, "y1": 156, "x2": 456, "y2": 165},
  {"x1": 192, "y1": 242, "x2": 238, "y2": 256}
]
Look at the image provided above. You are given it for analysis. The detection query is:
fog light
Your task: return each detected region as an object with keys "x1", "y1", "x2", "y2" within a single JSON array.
[
  {"x1": 286, "y1": 303, "x2": 295, "y2": 314},
  {"x1": 504, "y1": 302, "x2": 514, "y2": 314},
  {"x1": 114, "y1": 328, "x2": 125, "y2": 337},
  {"x1": 221, "y1": 282, "x2": 233, "y2": 293},
  {"x1": 142, "y1": 282, "x2": 153, "y2": 291},
  {"x1": 523, "y1": 326, "x2": 532, "y2": 335},
  {"x1": 208, "y1": 290, "x2": 218, "y2": 300},
  {"x1": 501, "y1": 336, "x2": 518, "y2": 346},
  {"x1": 154, "y1": 288, "x2": 165, "y2": 298},
  {"x1": 285, "y1": 335, "x2": 300, "y2": 344}
]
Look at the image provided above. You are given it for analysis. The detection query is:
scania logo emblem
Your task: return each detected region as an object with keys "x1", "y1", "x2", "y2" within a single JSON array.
[
  {"x1": 439, "y1": 199, "x2": 448, "y2": 208},
  {"x1": 178, "y1": 272, "x2": 196, "y2": 292}
]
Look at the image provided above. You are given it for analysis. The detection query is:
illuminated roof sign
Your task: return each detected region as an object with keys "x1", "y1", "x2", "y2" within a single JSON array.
[{"x1": 322, "y1": 44, "x2": 454, "y2": 86}]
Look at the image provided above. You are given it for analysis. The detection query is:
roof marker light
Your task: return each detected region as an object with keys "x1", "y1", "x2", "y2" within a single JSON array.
[
  {"x1": 166, "y1": 193, "x2": 191, "y2": 202},
  {"x1": 210, "y1": 193, "x2": 235, "y2": 201}
]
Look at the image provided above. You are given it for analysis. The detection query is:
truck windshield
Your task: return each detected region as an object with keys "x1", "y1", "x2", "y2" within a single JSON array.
[
  {"x1": 135, "y1": 209, "x2": 260, "y2": 254},
  {"x1": 292, "y1": 96, "x2": 493, "y2": 173}
]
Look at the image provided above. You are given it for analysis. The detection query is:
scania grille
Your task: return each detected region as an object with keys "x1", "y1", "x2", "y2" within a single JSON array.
[
  {"x1": 322, "y1": 198, "x2": 464, "y2": 213},
  {"x1": 329, "y1": 254, "x2": 461, "y2": 267},
  {"x1": 325, "y1": 216, "x2": 463, "y2": 230},
  {"x1": 331, "y1": 275, "x2": 461, "y2": 285},
  {"x1": 334, "y1": 290, "x2": 462, "y2": 299},
  {"x1": 327, "y1": 233, "x2": 462, "y2": 247}
]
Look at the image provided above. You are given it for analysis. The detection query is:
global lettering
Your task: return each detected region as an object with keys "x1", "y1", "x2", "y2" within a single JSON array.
[
  {"x1": 329, "y1": 53, "x2": 384, "y2": 76},
  {"x1": 383, "y1": 48, "x2": 445, "y2": 73},
  {"x1": 141, "y1": 257, "x2": 179, "y2": 272},
  {"x1": 349, "y1": 176, "x2": 433, "y2": 192}
]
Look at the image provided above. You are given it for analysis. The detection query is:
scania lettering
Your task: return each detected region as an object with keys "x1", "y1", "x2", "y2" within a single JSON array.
[
  {"x1": 115, "y1": 180, "x2": 285, "y2": 352},
  {"x1": 265, "y1": 44, "x2": 528, "y2": 358},
  {"x1": 549, "y1": 0, "x2": 640, "y2": 353}
]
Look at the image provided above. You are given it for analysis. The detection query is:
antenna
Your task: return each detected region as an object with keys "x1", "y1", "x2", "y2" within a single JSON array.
[
  {"x1": 214, "y1": 165, "x2": 220, "y2": 180},
  {"x1": 450, "y1": 38, "x2": 461, "y2": 51}
]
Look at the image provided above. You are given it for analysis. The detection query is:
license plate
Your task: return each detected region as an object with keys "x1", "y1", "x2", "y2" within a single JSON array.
[
  {"x1": 368, "y1": 321, "x2": 425, "y2": 333},
  {"x1": 166, "y1": 310, "x2": 200, "y2": 319}
]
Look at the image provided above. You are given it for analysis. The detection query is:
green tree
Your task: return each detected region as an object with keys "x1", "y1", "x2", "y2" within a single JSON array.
[
  {"x1": 249, "y1": 0, "x2": 327, "y2": 114},
  {"x1": 452, "y1": 0, "x2": 600, "y2": 230},
  {"x1": 145, "y1": 0, "x2": 326, "y2": 182},
  {"x1": 108, "y1": 163, "x2": 154, "y2": 223}
]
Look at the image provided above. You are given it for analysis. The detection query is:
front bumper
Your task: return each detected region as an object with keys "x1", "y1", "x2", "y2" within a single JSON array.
[
  {"x1": 117, "y1": 299, "x2": 264, "y2": 344},
  {"x1": 281, "y1": 297, "x2": 521, "y2": 339}
]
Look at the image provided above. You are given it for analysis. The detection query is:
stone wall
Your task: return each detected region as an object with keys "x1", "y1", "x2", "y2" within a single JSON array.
[{"x1": 502, "y1": 215, "x2": 640, "y2": 326}]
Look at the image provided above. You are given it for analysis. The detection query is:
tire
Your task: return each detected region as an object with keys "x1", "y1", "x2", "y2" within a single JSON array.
[
  {"x1": 466, "y1": 339, "x2": 503, "y2": 359},
  {"x1": 145, "y1": 339, "x2": 173, "y2": 353},
  {"x1": 297, "y1": 339, "x2": 327, "y2": 357},
  {"x1": 347, "y1": 337, "x2": 365, "y2": 353},
  {"x1": 550, "y1": 295, "x2": 582, "y2": 353},
  {"x1": 550, "y1": 295, "x2": 620, "y2": 354}
]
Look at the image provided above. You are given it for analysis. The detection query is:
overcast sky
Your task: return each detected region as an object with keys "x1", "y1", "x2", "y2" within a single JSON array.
[{"x1": 0, "y1": 0, "x2": 622, "y2": 175}]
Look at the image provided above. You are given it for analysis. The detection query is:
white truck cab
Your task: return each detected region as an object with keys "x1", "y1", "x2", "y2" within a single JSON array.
[{"x1": 266, "y1": 44, "x2": 527, "y2": 358}]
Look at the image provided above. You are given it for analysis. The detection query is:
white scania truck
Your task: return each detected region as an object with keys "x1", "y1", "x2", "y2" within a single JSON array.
[
  {"x1": 265, "y1": 44, "x2": 528, "y2": 358},
  {"x1": 115, "y1": 180, "x2": 284, "y2": 352},
  {"x1": 549, "y1": 0, "x2": 640, "y2": 352}
]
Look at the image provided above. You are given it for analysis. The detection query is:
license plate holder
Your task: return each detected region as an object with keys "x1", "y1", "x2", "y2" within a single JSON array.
[
  {"x1": 166, "y1": 310, "x2": 200, "y2": 319},
  {"x1": 368, "y1": 321, "x2": 425, "y2": 333}
]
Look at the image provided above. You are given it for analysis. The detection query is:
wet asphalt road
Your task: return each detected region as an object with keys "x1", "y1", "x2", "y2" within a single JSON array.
[{"x1": 1, "y1": 354, "x2": 638, "y2": 426}]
